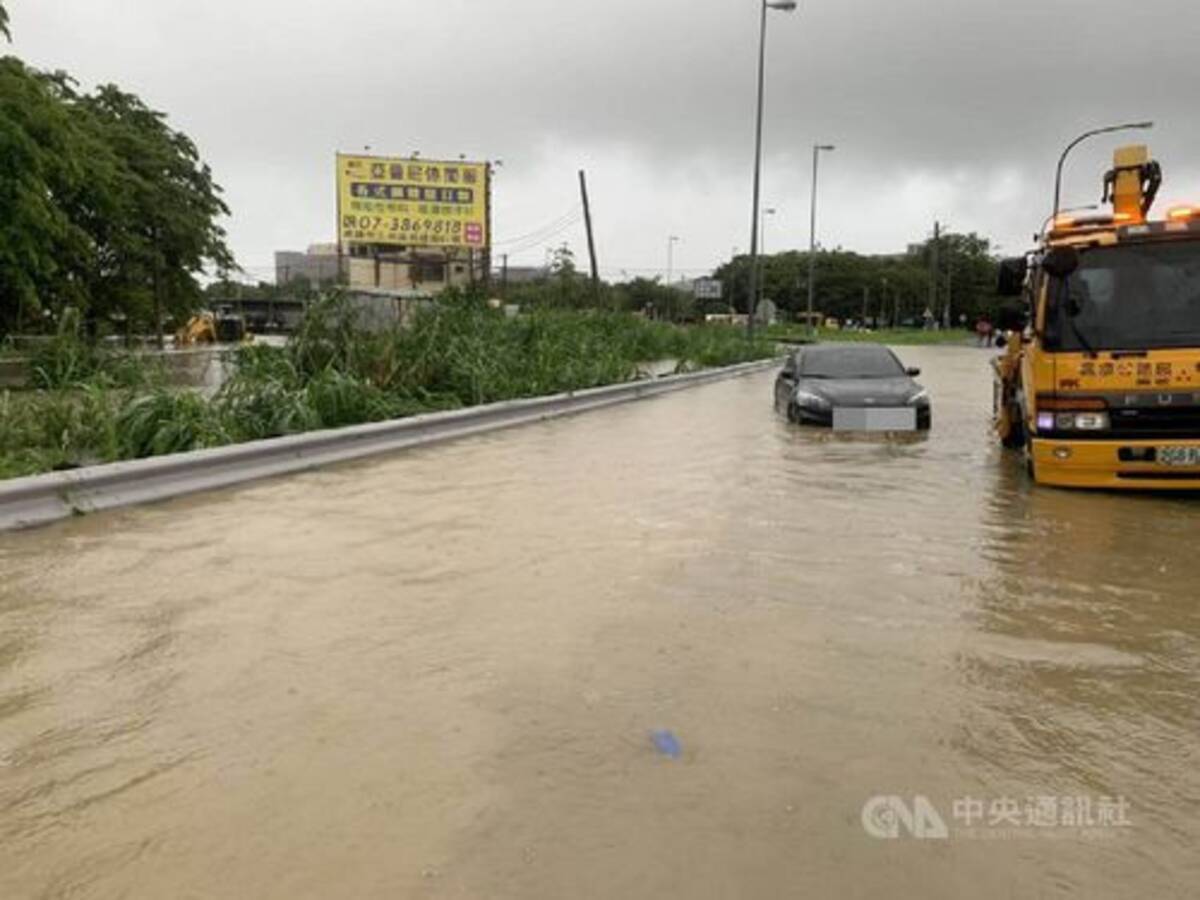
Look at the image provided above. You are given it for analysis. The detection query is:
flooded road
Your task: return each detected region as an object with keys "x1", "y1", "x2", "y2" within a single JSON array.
[{"x1": 1, "y1": 345, "x2": 1197, "y2": 898}]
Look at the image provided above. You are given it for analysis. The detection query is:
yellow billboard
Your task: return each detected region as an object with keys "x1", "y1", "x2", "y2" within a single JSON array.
[{"x1": 337, "y1": 154, "x2": 489, "y2": 250}]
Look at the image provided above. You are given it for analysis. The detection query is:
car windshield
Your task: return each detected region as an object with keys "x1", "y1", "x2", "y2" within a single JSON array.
[
  {"x1": 800, "y1": 347, "x2": 905, "y2": 379},
  {"x1": 1045, "y1": 242, "x2": 1200, "y2": 351}
]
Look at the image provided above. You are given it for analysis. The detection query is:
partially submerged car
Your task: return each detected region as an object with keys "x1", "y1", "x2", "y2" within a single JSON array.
[{"x1": 774, "y1": 344, "x2": 932, "y2": 431}]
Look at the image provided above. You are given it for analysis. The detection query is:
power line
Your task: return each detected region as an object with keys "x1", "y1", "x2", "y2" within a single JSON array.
[
  {"x1": 492, "y1": 206, "x2": 583, "y2": 247},
  {"x1": 497, "y1": 212, "x2": 585, "y2": 257}
]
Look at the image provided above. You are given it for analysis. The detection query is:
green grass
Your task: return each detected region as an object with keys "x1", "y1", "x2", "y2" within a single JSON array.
[
  {"x1": 0, "y1": 294, "x2": 778, "y2": 480},
  {"x1": 766, "y1": 325, "x2": 973, "y2": 346}
]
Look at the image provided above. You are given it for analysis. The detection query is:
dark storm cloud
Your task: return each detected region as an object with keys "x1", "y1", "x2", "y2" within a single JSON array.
[{"x1": 8, "y1": 0, "x2": 1199, "y2": 275}]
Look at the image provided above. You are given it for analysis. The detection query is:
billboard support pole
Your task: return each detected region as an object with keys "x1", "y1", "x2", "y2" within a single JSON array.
[
  {"x1": 579, "y1": 170, "x2": 600, "y2": 302},
  {"x1": 335, "y1": 153, "x2": 345, "y2": 288},
  {"x1": 482, "y1": 163, "x2": 493, "y2": 295}
]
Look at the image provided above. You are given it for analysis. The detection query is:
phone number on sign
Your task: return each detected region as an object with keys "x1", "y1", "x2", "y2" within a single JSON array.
[{"x1": 342, "y1": 217, "x2": 485, "y2": 245}]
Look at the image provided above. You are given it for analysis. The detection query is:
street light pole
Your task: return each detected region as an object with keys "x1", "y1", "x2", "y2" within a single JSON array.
[
  {"x1": 746, "y1": 0, "x2": 798, "y2": 340},
  {"x1": 666, "y1": 235, "x2": 680, "y2": 291},
  {"x1": 1052, "y1": 121, "x2": 1153, "y2": 221},
  {"x1": 759, "y1": 207, "x2": 776, "y2": 312},
  {"x1": 806, "y1": 143, "x2": 835, "y2": 338}
]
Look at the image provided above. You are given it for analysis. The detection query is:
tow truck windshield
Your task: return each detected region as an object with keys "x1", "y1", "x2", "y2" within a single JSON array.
[{"x1": 1045, "y1": 242, "x2": 1200, "y2": 351}]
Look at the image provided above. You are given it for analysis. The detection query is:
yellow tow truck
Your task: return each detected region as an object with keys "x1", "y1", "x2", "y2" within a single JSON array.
[{"x1": 994, "y1": 145, "x2": 1200, "y2": 489}]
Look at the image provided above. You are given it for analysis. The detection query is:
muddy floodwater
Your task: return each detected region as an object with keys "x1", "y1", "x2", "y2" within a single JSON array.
[{"x1": 1, "y1": 346, "x2": 1197, "y2": 898}]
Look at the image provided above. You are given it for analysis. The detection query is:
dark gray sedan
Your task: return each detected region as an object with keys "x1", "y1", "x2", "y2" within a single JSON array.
[{"x1": 774, "y1": 344, "x2": 932, "y2": 430}]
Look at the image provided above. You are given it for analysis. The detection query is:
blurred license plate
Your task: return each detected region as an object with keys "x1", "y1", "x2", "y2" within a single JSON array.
[
  {"x1": 832, "y1": 408, "x2": 916, "y2": 431},
  {"x1": 1159, "y1": 446, "x2": 1200, "y2": 467}
]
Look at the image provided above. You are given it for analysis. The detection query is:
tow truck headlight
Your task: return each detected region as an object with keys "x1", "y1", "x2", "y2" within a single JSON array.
[
  {"x1": 1049, "y1": 411, "x2": 1110, "y2": 431},
  {"x1": 1074, "y1": 412, "x2": 1110, "y2": 431}
]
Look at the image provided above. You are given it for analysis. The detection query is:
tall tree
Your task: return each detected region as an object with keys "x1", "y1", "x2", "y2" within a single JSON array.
[
  {"x1": 75, "y1": 84, "x2": 234, "y2": 329},
  {"x1": 0, "y1": 59, "x2": 95, "y2": 330},
  {"x1": 0, "y1": 59, "x2": 233, "y2": 337}
]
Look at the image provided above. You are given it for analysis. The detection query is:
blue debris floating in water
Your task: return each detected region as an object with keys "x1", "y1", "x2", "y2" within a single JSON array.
[{"x1": 650, "y1": 729, "x2": 682, "y2": 759}]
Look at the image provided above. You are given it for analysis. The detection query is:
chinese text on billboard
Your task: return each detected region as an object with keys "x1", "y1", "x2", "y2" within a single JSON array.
[{"x1": 337, "y1": 154, "x2": 489, "y2": 250}]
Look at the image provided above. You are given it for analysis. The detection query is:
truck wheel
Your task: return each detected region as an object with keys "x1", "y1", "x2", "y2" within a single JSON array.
[{"x1": 1001, "y1": 409, "x2": 1027, "y2": 449}]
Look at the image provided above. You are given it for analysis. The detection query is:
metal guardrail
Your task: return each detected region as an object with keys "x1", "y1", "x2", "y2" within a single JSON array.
[{"x1": 0, "y1": 359, "x2": 778, "y2": 532}]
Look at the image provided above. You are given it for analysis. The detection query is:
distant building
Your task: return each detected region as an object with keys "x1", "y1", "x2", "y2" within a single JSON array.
[
  {"x1": 275, "y1": 244, "x2": 341, "y2": 286},
  {"x1": 275, "y1": 242, "x2": 479, "y2": 295},
  {"x1": 494, "y1": 265, "x2": 548, "y2": 286}
]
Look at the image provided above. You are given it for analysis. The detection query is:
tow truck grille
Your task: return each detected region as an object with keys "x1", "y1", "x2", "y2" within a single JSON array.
[{"x1": 1109, "y1": 406, "x2": 1200, "y2": 439}]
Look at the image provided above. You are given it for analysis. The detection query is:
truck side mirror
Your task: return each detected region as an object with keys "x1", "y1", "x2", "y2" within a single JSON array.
[
  {"x1": 997, "y1": 257, "x2": 1028, "y2": 296},
  {"x1": 1042, "y1": 246, "x2": 1080, "y2": 279},
  {"x1": 995, "y1": 303, "x2": 1028, "y2": 333}
]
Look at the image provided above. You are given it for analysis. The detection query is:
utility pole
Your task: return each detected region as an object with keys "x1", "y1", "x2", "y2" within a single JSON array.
[
  {"x1": 579, "y1": 170, "x2": 601, "y2": 302},
  {"x1": 806, "y1": 144, "x2": 835, "y2": 337},
  {"x1": 944, "y1": 262, "x2": 954, "y2": 330},
  {"x1": 862, "y1": 285, "x2": 869, "y2": 326},
  {"x1": 152, "y1": 224, "x2": 164, "y2": 350},
  {"x1": 928, "y1": 220, "x2": 940, "y2": 330},
  {"x1": 483, "y1": 163, "x2": 494, "y2": 294},
  {"x1": 501, "y1": 253, "x2": 509, "y2": 298},
  {"x1": 666, "y1": 235, "x2": 680, "y2": 289}
]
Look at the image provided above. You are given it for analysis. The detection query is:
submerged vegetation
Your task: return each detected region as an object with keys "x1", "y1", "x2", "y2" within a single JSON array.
[{"x1": 0, "y1": 293, "x2": 777, "y2": 479}]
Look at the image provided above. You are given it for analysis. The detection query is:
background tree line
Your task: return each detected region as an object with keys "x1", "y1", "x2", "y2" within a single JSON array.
[
  {"x1": 714, "y1": 231, "x2": 1001, "y2": 326},
  {"x1": 0, "y1": 12, "x2": 233, "y2": 340},
  {"x1": 495, "y1": 245, "x2": 696, "y2": 321},
  {"x1": 496, "y1": 233, "x2": 1003, "y2": 327}
]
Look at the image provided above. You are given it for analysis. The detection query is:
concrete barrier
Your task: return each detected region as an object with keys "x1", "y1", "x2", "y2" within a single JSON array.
[{"x1": 0, "y1": 358, "x2": 778, "y2": 532}]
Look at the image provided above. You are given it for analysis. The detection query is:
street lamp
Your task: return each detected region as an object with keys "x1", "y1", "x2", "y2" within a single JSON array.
[
  {"x1": 666, "y1": 235, "x2": 680, "y2": 289},
  {"x1": 746, "y1": 0, "x2": 799, "y2": 338},
  {"x1": 759, "y1": 207, "x2": 777, "y2": 312},
  {"x1": 1052, "y1": 122, "x2": 1153, "y2": 220},
  {"x1": 806, "y1": 143, "x2": 835, "y2": 337}
]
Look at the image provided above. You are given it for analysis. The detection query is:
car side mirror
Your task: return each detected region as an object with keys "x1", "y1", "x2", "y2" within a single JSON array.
[{"x1": 905, "y1": 367, "x2": 921, "y2": 377}]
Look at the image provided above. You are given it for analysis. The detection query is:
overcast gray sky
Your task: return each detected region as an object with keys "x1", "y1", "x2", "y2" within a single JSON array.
[{"x1": 9, "y1": 0, "x2": 1200, "y2": 282}]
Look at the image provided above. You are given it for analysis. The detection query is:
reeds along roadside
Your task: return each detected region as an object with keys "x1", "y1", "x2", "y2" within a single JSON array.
[{"x1": 0, "y1": 293, "x2": 776, "y2": 479}]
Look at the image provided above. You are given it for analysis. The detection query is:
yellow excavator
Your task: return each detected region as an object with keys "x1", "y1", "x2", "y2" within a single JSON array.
[
  {"x1": 175, "y1": 308, "x2": 248, "y2": 347},
  {"x1": 994, "y1": 144, "x2": 1200, "y2": 489}
]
